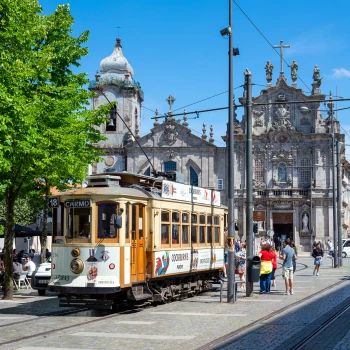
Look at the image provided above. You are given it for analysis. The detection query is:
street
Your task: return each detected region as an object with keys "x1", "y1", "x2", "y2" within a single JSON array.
[{"x1": 0, "y1": 256, "x2": 349, "y2": 350}]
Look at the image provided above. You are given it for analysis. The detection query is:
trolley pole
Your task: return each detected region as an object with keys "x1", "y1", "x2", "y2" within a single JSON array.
[
  {"x1": 245, "y1": 69, "x2": 254, "y2": 297},
  {"x1": 336, "y1": 141, "x2": 343, "y2": 266},
  {"x1": 226, "y1": 0, "x2": 235, "y2": 304},
  {"x1": 329, "y1": 93, "x2": 338, "y2": 268}
]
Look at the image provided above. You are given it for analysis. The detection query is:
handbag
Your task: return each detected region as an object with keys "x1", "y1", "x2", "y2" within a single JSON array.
[{"x1": 260, "y1": 260, "x2": 272, "y2": 275}]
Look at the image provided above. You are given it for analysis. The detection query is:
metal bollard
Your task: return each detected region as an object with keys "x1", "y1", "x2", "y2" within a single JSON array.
[{"x1": 219, "y1": 280, "x2": 223, "y2": 303}]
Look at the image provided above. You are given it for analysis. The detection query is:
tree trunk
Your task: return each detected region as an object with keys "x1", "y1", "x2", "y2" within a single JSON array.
[
  {"x1": 40, "y1": 183, "x2": 49, "y2": 263},
  {"x1": 3, "y1": 187, "x2": 15, "y2": 300}
]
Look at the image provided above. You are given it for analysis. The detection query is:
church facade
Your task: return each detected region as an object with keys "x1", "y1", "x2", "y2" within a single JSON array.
[{"x1": 89, "y1": 38, "x2": 347, "y2": 253}]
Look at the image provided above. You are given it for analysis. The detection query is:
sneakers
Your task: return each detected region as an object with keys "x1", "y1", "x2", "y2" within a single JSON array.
[
  {"x1": 290, "y1": 290, "x2": 294, "y2": 295},
  {"x1": 316, "y1": 273, "x2": 319, "y2": 276},
  {"x1": 283, "y1": 291, "x2": 290, "y2": 295},
  {"x1": 313, "y1": 270, "x2": 316, "y2": 275}
]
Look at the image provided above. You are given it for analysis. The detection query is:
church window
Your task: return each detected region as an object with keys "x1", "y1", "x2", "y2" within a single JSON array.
[
  {"x1": 190, "y1": 167, "x2": 198, "y2": 186},
  {"x1": 144, "y1": 167, "x2": 151, "y2": 176},
  {"x1": 217, "y1": 179, "x2": 224, "y2": 190},
  {"x1": 254, "y1": 158, "x2": 264, "y2": 183},
  {"x1": 299, "y1": 158, "x2": 312, "y2": 186},
  {"x1": 278, "y1": 162, "x2": 287, "y2": 183},
  {"x1": 164, "y1": 161, "x2": 176, "y2": 172}
]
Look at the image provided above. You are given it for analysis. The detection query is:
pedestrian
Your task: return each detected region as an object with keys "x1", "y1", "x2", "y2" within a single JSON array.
[
  {"x1": 234, "y1": 239, "x2": 240, "y2": 253},
  {"x1": 45, "y1": 248, "x2": 51, "y2": 260},
  {"x1": 279, "y1": 238, "x2": 297, "y2": 295},
  {"x1": 290, "y1": 241, "x2": 298, "y2": 273},
  {"x1": 23, "y1": 256, "x2": 36, "y2": 278},
  {"x1": 222, "y1": 227, "x2": 228, "y2": 279},
  {"x1": 235, "y1": 242, "x2": 246, "y2": 291},
  {"x1": 13, "y1": 257, "x2": 22, "y2": 289},
  {"x1": 312, "y1": 243, "x2": 324, "y2": 276},
  {"x1": 327, "y1": 239, "x2": 333, "y2": 255},
  {"x1": 259, "y1": 243, "x2": 275, "y2": 294},
  {"x1": 270, "y1": 246, "x2": 278, "y2": 287},
  {"x1": 275, "y1": 237, "x2": 281, "y2": 252}
]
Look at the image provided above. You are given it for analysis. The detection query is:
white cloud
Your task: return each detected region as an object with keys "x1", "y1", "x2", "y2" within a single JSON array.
[{"x1": 332, "y1": 68, "x2": 350, "y2": 78}]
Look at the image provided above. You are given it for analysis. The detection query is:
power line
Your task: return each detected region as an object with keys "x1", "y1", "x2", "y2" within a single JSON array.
[{"x1": 232, "y1": 0, "x2": 311, "y2": 92}]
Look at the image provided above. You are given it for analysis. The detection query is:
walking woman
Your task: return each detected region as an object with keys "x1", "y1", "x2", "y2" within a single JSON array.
[
  {"x1": 235, "y1": 242, "x2": 246, "y2": 291},
  {"x1": 270, "y1": 246, "x2": 278, "y2": 287},
  {"x1": 312, "y1": 242, "x2": 324, "y2": 276},
  {"x1": 259, "y1": 243, "x2": 275, "y2": 293},
  {"x1": 291, "y1": 241, "x2": 298, "y2": 273}
]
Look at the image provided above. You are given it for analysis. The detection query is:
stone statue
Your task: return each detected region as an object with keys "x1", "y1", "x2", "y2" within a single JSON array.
[
  {"x1": 265, "y1": 60, "x2": 274, "y2": 82},
  {"x1": 291, "y1": 60, "x2": 298, "y2": 80},
  {"x1": 302, "y1": 213, "x2": 309, "y2": 232},
  {"x1": 313, "y1": 65, "x2": 322, "y2": 85}
]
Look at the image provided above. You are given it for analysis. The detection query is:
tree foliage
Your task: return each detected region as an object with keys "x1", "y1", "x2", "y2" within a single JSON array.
[{"x1": 0, "y1": 0, "x2": 108, "y2": 299}]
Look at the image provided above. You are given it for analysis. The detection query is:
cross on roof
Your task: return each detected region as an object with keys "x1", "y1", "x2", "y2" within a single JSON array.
[
  {"x1": 273, "y1": 40, "x2": 290, "y2": 75},
  {"x1": 166, "y1": 94, "x2": 176, "y2": 112}
]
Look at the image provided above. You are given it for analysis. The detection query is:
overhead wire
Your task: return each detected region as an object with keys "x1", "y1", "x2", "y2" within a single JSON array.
[{"x1": 232, "y1": 0, "x2": 311, "y2": 92}]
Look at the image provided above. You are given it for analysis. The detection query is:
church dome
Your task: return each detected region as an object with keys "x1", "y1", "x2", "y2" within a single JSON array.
[{"x1": 100, "y1": 38, "x2": 134, "y2": 79}]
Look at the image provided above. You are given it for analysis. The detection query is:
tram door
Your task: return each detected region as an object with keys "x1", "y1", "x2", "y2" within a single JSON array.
[{"x1": 130, "y1": 204, "x2": 145, "y2": 282}]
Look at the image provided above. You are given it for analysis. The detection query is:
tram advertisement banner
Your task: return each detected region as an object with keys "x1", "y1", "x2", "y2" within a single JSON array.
[
  {"x1": 154, "y1": 248, "x2": 224, "y2": 276},
  {"x1": 161, "y1": 181, "x2": 221, "y2": 206}
]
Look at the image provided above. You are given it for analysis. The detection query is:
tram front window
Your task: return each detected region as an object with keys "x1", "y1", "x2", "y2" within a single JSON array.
[
  {"x1": 97, "y1": 203, "x2": 118, "y2": 239},
  {"x1": 67, "y1": 208, "x2": 91, "y2": 240}
]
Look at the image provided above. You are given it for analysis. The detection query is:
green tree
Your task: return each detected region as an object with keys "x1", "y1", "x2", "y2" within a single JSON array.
[{"x1": 0, "y1": 1, "x2": 107, "y2": 299}]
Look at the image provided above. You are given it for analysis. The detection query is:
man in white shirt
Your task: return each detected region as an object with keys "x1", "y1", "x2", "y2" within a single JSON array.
[{"x1": 23, "y1": 256, "x2": 36, "y2": 277}]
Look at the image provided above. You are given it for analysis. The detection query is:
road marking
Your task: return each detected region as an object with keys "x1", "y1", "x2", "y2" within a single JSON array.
[
  {"x1": 115, "y1": 321, "x2": 156, "y2": 325},
  {"x1": 150, "y1": 312, "x2": 247, "y2": 316},
  {"x1": 72, "y1": 332, "x2": 195, "y2": 340}
]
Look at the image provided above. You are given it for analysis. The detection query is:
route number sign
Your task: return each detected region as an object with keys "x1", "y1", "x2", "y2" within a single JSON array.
[{"x1": 49, "y1": 197, "x2": 59, "y2": 208}]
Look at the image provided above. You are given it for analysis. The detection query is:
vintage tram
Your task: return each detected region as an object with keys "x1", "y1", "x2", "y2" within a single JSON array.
[{"x1": 48, "y1": 172, "x2": 227, "y2": 308}]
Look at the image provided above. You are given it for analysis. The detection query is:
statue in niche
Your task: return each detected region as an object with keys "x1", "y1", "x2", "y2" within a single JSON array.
[
  {"x1": 302, "y1": 213, "x2": 309, "y2": 232},
  {"x1": 313, "y1": 65, "x2": 322, "y2": 85},
  {"x1": 265, "y1": 60, "x2": 274, "y2": 82},
  {"x1": 291, "y1": 60, "x2": 298, "y2": 80}
]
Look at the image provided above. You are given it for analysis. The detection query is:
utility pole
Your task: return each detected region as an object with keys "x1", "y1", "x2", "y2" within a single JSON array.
[
  {"x1": 245, "y1": 69, "x2": 254, "y2": 297},
  {"x1": 328, "y1": 92, "x2": 338, "y2": 268},
  {"x1": 336, "y1": 140, "x2": 343, "y2": 266},
  {"x1": 226, "y1": 0, "x2": 235, "y2": 303}
]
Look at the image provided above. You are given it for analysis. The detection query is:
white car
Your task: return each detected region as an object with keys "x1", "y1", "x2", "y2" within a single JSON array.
[{"x1": 31, "y1": 258, "x2": 51, "y2": 295}]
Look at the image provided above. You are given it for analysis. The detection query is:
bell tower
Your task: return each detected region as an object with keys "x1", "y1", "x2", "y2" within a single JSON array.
[{"x1": 90, "y1": 38, "x2": 144, "y2": 150}]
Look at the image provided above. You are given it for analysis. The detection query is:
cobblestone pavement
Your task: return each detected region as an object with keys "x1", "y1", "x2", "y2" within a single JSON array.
[{"x1": 0, "y1": 257, "x2": 348, "y2": 350}]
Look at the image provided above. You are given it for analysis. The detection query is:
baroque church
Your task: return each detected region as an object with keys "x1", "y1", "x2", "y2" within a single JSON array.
[{"x1": 88, "y1": 38, "x2": 347, "y2": 253}]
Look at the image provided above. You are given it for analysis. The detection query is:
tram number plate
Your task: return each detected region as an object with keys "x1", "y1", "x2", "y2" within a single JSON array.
[{"x1": 38, "y1": 280, "x2": 49, "y2": 284}]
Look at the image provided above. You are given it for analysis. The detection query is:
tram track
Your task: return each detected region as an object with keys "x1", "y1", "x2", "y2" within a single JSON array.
[{"x1": 198, "y1": 263, "x2": 350, "y2": 350}]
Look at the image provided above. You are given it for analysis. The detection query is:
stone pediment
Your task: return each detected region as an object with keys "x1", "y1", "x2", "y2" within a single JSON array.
[{"x1": 127, "y1": 121, "x2": 216, "y2": 149}]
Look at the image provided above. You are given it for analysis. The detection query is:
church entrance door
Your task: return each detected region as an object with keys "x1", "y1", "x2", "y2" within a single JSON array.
[{"x1": 272, "y1": 213, "x2": 293, "y2": 242}]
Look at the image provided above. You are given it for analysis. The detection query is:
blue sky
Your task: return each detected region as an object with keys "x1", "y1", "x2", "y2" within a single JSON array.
[{"x1": 40, "y1": 0, "x2": 350, "y2": 156}]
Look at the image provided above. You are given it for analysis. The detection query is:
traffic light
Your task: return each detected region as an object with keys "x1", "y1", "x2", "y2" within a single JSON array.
[{"x1": 253, "y1": 222, "x2": 258, "y2": 234}]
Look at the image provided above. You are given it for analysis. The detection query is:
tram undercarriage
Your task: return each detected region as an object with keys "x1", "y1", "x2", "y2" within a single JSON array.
[{"x1": 57, "y1": 270, "x2": 221, "y2": 309}]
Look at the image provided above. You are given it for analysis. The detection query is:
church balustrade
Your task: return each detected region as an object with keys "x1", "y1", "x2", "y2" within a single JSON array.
[{"x1": 238, "y1": 188, "x2": 312, "y2": 198}]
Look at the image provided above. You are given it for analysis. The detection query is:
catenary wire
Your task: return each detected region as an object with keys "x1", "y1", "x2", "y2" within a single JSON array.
[{"x1": 232, "y1": 0, "x2": 311, "y2": 92}]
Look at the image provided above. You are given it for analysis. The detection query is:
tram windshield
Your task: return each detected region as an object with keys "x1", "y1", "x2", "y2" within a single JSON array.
[{"x1": 66, "y1": 207, "x2": 91, "y2": 240}]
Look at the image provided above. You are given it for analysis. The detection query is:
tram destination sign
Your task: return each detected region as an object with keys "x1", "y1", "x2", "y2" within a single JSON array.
[
  {"x1": 64, "y1": 200, "x2": 90, "y2": 208},
  {"x1": 161, "y1": 180, "x2": 221, "y2": 206}
]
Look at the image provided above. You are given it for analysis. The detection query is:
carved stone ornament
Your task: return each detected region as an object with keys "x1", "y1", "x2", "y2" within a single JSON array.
[
  {"x1": 163, "y1": 123, "x2": 178, "y2": 145},
  {"x1": 164, "y1": 149, "x2": 178, "y2": 160},
  {"x1": 270, "y1": 104, "x2": 295, "y2": 131},
  {"x1": 275, "y1": 133, "x2": 290, "y2": 143},
  {"x1": 273, "y1": 201, "x2": 292, "y2": 209},
  {"x1": 271, "y1": 148, "x2": 294, "y2": 165}
]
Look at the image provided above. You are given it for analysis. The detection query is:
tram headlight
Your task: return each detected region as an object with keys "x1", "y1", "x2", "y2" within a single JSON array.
[
  {"x1": 70, "y1": 258, "x2": 84, "y2": 274},
  {"x1": 71, "y1": 248, "x2": 81, "y2": 257}
]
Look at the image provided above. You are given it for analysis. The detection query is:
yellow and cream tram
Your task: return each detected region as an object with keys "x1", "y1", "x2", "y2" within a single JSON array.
[{"x1": 48, "y1": 172, "x2": 227, "y2": 308}]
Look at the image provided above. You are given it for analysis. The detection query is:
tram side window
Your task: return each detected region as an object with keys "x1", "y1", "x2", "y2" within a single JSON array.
[
  {"x1": 161, "y1": 211, "x2": 170, "y2": 245},
  {"x1": 172, "y1": 212, "x2": 180, "y2": 244},
  {"x1": 199, "y1": 214, "x2": 206, "y2": 244},
  {"x1": 182, "y1": 212, "x2": 189, "y2": 245},
  {"x1": 66, "y1": 207, "x2": 91, "y2": 240},
  {"x1": 97, "y1": 203, "x2": 118, "y2": 240},
  {"x1": 214, "y1": 216, "x2": 220, "y2": 243},
  {"x1": 191, "y1": 214, "x2": 198, "y2": 244},
  {"x1": 125, "y1": 203, "x2": 130, "y2": 242}
]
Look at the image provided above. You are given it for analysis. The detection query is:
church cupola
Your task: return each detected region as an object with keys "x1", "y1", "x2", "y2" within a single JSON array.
[{"x1": 100, "y1": 38, "x2": 134, "y2": 79}]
